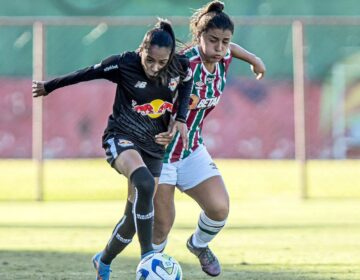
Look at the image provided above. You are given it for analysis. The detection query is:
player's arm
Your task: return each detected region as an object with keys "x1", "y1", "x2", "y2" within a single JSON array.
[
  {"x1": 230, "y1": 42, "x2": 266, "y2": 80},
  {"x1": 169, "y1": 61, "x2": 193, "y2": 150},
  {"x1": 32, "y1": 55, "x2": 121, "y2": 97},
  {"x1": 155, "y1": 116, "x2": 175, "y2": 146}
]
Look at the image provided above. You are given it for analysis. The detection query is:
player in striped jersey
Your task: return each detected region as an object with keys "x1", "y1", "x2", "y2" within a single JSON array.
[{"x1": 152, "y1": 1, "x2": 266, "y2": 277}]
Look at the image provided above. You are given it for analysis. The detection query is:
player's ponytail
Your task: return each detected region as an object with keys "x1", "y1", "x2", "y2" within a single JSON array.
[
  {"x1": 158, "y1": 20, "x2": 176, "y2": 56},
  {"x1": 139, "y1": 19, "x2": 185, "y2": 85},
  {"x1": 190, "y1": 0, "x2": 234, "y2": 44}
]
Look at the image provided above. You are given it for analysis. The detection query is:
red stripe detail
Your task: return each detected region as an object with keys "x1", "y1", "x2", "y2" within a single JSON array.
[{"x1": 170, "y1": 109, "x2": 198, "y2": 162}]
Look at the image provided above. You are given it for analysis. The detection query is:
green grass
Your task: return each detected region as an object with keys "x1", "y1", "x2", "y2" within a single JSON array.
[
  {"x1": 0, "y1": 199, "x2": 359, "y2": 279},
  {"x1": 0, "y1": 159, "x2": 360, "y2": 279},
  {"x1": 1, "y1": 159, "x2": 360, "y2": 201}
]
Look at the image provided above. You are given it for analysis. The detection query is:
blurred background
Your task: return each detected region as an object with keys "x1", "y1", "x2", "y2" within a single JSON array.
[{"x1": 1, "y1": 0, "x2": 360, "y2": 201}]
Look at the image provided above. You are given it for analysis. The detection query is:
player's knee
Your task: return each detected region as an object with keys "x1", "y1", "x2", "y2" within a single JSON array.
[
  {"x1": 130, "y1": 167, "x2": 155, "y2": 199},
  {"x1": 207, "y1": 203, "x2": 229, "y2": 221}
]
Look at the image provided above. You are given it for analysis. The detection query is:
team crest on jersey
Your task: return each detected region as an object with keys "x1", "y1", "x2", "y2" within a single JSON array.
[
  {"x1": 168, "y1": 76, "x2": 180, "y2": 91},
  {"x1": 118, "y1": 139, "x2": 134, "y2": 147},
  {"x1": 206, "y1": 76, "x2": 215, "y2": 83}
]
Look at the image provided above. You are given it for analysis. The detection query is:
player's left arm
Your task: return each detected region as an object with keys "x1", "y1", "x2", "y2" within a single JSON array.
[{"x1": 230, "y1": 42, "x2": 266, "y2": 80}]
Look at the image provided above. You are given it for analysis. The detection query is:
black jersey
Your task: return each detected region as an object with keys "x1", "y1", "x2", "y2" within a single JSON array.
[{"x1": 44, "y1": 51, "x2": 193, "y2": 158}]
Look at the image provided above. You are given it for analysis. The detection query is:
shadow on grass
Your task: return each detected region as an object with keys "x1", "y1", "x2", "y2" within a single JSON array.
[{"x1": 0, "y1": 250, "x2": 356, "y2": 280}]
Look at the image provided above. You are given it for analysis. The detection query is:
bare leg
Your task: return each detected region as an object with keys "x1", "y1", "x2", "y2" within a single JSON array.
[{"x1": 153, "y1": 183, "x2": 176, "y2": 249}]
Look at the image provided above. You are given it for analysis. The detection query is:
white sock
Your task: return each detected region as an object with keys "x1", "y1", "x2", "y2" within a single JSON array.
[
  {"x1": 192, "y1": 211, "x2": 226, "y2": 248},
  {"x1": 152, "y1": 239, "x2": 167, "y2": 253}
]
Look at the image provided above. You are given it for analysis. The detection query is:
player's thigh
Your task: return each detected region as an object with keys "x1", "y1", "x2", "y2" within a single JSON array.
[
  {"x1": 103, "y1": 135, "x2": 146, "y2": 178},
  {"x1": 113, "y1": 149, "x2": 146, "y2": 178},
  {"x1": 185, "y1": 175, "x2": 229, "y2": 220}
]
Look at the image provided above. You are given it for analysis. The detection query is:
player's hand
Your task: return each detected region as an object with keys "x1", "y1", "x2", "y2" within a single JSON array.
[
  {"x1": 170, "y1": 121, "x2": 188, "y2": 150},
  {"x1": 155, "y1": 131, "x2": 173, "y2": 146},
  {"x1": 250, "y1": 57, "x2": 266, "y2": 80},
  {"x1": 32, "y1": 80, "x2": 47, "y2": 97}
]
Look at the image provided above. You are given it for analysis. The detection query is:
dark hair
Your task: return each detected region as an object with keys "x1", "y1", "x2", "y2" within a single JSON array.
[
  {"x1": 139, "y1": 19, "x2": 184, "y2": 85},
  {"x1": 190, "y1": 1, "x2": 234, "y2": 43}
]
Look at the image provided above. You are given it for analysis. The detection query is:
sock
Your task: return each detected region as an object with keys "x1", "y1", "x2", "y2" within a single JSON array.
[
  {"x1": 131, "y1": 167, "x2": 156, "y2": 256},
  {"x1": 152, "y1": 239, "x2": 167, "y2": 253},
  {"x1": 192, "y1": 211, "x2": 226, "y2": 248},
  {"x1": 101, "y1": 200, "x2": 135, "y2": 264}
]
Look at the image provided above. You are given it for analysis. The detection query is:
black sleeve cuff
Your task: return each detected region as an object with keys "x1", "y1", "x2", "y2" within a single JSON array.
[
  {"x1": 43, "y1": 82, "x2": 53, "y2": 95},
  {"x1": 174, "y1": 116, "x2": 187, "y2": 123}
]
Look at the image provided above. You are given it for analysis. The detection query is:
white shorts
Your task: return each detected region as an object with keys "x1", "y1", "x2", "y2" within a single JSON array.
[{"x1": 159, "y1": 145, "x2": 221, "y2": 192}]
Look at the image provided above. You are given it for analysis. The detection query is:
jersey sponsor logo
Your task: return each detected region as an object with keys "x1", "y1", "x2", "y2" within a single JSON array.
[
  {"x1": 168, "y1": 76, "x2": 180, "y2": 91},
  {"x1": 189, "y1": 95, "x2": 221, "y2": 109},
  {"x1": 118, "y1": 139, "x2": 134, "y2": 147},
  {"x1": 197, "y1": 96, "x2": 221, "y2": 109},
  {"x1": 209, "y1": 162, "x2": 218, "y2": 170},
  {"x1": 103, "y1": 64, "x2": 119, "y2": 72},
  {"x1": 134, "y1": 81, "x2": 147, "y2": 88},
  {"x1": 132, "y1": 99, "x2": 173, "y2": 119}
]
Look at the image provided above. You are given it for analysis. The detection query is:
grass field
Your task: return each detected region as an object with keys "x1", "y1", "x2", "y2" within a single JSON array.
[{"x1": 1, "y1": 159, "x2": 360, "y2": 279}]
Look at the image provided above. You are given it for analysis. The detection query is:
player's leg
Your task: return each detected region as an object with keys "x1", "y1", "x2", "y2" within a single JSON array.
[
  {"x1": 93, "y1": 149, "x2": 149, "y2": 280},
  {"x1": 100, "y1": 180, "x2": 136, "y2": 265},
  {"x1": 152, "y1": 162, "x2": 178, "y2": 252},
  {"x1": 185, "y1": 176, "x2": 228, "y2": 277},
  {"x1": 113, "y1": 149, "x2": 157, "y2": 258},
  {"x1": 177, "y1": 145, "x2": 228, "y2": 276},
  {"x1": 93, "y1": 136, "x2": 158, "y2": 280},
  {"x1": 185, "y1": 175, "x2": 229, "y2": 247},
  {"x1": 152, "y1": 183, "x2": 176, "y2": 252}
]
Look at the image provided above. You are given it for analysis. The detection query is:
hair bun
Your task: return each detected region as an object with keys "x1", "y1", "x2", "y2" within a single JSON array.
[
  {"x1": 207, "y1": 1, "x2": 224, "y2": 13},
  {"x1": 156, "y1": 18, "x2": 172, "y2": 30}
]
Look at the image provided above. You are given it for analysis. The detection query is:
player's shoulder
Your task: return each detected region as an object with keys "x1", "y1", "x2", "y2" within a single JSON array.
[
  {"x1": 175, "y1": 53, "x2": 189, "y2": 67},
  {"x1": 118, "y1": 51, "x2": 140, "y2": 63},
  {"x1": 180, "y1": 45, "x2": 201, "y2": 61}
]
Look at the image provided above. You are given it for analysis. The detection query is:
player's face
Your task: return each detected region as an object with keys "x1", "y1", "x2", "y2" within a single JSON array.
[
  {"x1": 199, "y1": 28, "x2": 232, "y2": 63},
  {"x1": 141, "y1": 45, "x2": 171, "y2": 79}
]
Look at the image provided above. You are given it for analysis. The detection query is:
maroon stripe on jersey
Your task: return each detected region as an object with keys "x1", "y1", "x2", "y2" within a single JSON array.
[
  {"x1": 213, "y1": 66, "x2": 221, "y2": 98},
  {"x1": 199, "y1": 67, "x2": 208, "y2": 99},
  {"x1": 170, "y1": 109, "x2": 198, "y2": 162}
]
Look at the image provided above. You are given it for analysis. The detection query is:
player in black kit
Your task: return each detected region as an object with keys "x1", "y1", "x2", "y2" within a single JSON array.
[{"x1": 32, "y1": 20, "x2": 193, "y2": 280}]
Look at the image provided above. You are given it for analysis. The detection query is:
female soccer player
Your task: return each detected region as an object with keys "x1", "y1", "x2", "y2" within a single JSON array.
[
  {"x1": 152, "y1": 1, "x2": 266, "y2": 277},
  {"x1": 32, "y1": 20, "x2": 193, "y2": 280}
]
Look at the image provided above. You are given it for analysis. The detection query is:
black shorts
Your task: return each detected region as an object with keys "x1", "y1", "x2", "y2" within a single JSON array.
[{"x1": 102, "y1": 134, "x2": 163, "y2": 177}]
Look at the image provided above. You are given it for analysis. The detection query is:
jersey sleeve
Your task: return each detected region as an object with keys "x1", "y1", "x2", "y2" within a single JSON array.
[
  {"x1": 44, "y1": 55, "x2": 121, "y2": 94},
  {"x1": 175, "y1": 56, "x2": 193, "y2": 123}
]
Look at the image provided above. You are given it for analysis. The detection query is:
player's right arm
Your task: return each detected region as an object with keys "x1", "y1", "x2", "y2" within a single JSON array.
[
  {"x1": 230, "y1": 42, "x2": 266, "y2": 80},
  {"x1": 32, "y1": 55, "x2": 121, "y2": 97}
]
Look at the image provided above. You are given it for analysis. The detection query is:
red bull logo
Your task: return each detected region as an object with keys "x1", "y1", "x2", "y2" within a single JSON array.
[{"x1": 132, "y1": 99, "x2": 173, "y2": 119}]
